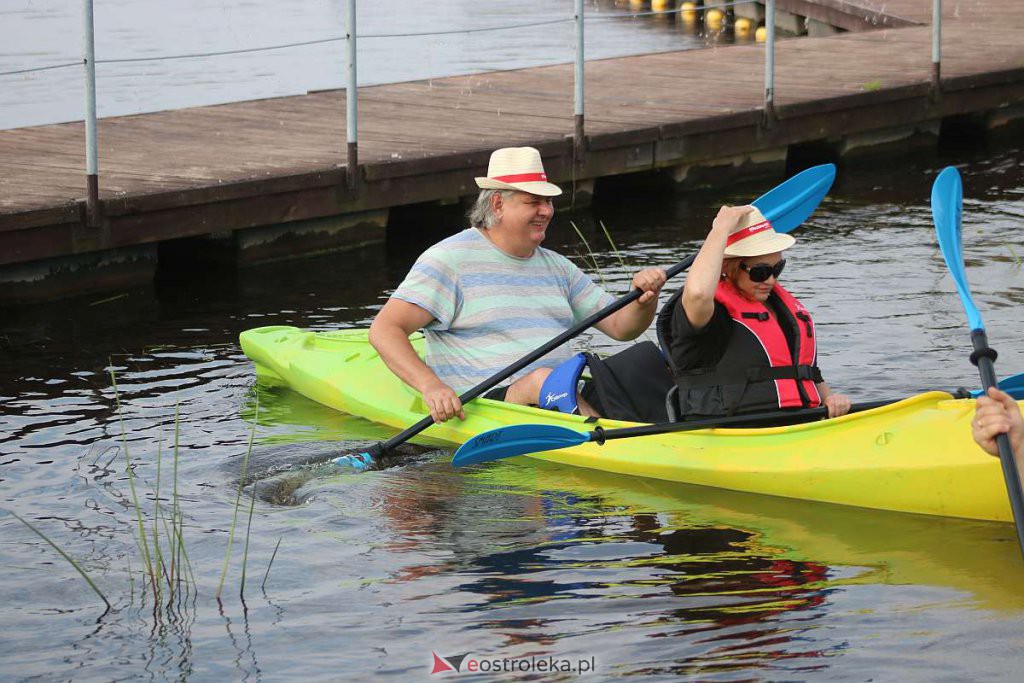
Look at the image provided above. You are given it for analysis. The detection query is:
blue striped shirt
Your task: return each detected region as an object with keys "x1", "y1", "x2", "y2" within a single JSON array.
[{"x1": 391, "y1": 228, "x2": 614, "y2": 393}]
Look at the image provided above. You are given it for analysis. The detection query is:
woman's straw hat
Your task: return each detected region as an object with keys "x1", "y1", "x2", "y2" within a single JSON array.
[
  {"x1": 475, "y1": 147, "x2": 562, "y2": 197},
  {"x1": 722, "y1": 206, "x2": 796, "y2": 257}
]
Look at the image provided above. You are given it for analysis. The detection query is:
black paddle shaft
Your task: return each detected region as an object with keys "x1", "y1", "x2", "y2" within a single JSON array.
[
  {"x1": 370, "y1": 256, "x2": 697, "y2": 457},
  {"x1": 585, "y1": 399, "x2": 893, "y2": 443},
  {"x1": 971, "y1": 329, "x2": 1024, "y2": 555}
]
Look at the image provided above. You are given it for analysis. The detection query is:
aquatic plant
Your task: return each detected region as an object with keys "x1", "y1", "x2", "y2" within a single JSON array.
[
  {"x1": 262, "y1": 536, "x2": 283, "y2": 591},
  {"x1": 569, "y1": 220, "x2": 607, "y2": 287},
  {"x1": 1007, "y1": 243, "x2": 1022, "y2": 267},
  {"x1": 8, "y1": 371, "x2": 280, "y2": 620},
  {"x1": 571, "y1": 219, "x2": 657, "y2": 346},
  {"x1": 217, "y1": 390, "x2": 259, "y2": 599},
  {"x1": 7, "y1": 510, "x2": 111, "y2": 610}
]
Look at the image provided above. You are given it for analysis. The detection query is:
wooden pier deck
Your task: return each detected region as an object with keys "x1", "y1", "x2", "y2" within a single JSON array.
[{"x1": 1, "y1": 0, "x2": 1023, "y2": 299}]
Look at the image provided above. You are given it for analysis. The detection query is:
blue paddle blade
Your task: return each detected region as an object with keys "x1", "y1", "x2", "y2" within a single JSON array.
[
  {"x1": 753, "y1": 164, "x2": 836, "y2": 235},
  {"x1": 332, "y1": 452, "x2": 373, "y2": 470},
  {"x1": 452, "y1": 424, "x2": 590, "y2": 466},
  {"x1": 931, "y1": 167, "x2": 985, "y2": 332},
  {"x1": 969, "y1": 372, "x2": 1024, "y2": 400}
]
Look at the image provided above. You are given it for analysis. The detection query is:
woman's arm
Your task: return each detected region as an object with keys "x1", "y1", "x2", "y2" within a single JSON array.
[
  {"x1": 681, "y1": 206, "x2": 752, "y2": 330},
  {"x1": 816, "y1": 382, "x2": 851, "y2": 418}
]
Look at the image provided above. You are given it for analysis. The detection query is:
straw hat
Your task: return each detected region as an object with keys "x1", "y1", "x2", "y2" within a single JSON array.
[
  {"x1": 475, "y1": 147, "x2": 562, "y2": 197},
  {"x1": 722, "y1": 207, "x2": 796, "y2": 257}
]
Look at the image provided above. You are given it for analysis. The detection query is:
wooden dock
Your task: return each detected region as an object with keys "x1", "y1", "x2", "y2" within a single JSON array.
[{"x1": 2, "y1": 0, "x2": 1023, "y2": 301}]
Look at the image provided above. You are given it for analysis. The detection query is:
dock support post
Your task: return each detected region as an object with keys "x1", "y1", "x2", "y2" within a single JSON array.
[
  {"x1": 931, "y1": 0, "x2": 942, "y2": 98},
  {"x1": 82, "y1": 0, "x2": 101, "y2": 227},
  {"x1": 346, "y1": 0, "x2": 359, "y2": 191},
  {"x1": 574, "y1": 0, "x2": 586, "y2": 166},
  {"x1": 763, "y1": 0, "x2": 776, "y2": 127}
]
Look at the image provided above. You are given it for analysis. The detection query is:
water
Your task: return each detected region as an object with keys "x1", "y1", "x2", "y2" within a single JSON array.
[
  {"x1": 0, "y1": 0, "x2": 731, "y2": 130},
  {"x1": 3, "y1": 139, "x2": 1024, "y2": 679}
]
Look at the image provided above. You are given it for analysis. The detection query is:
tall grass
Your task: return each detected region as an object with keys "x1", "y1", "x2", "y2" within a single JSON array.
[
  {"x1": 8, "y1": 510, "x2": 111, "y2": 610},
  {"x1": 217, "y1": 390, "x2": 259, "y2": 599},
  {"x1": 571, "y1": 219, "x2": 658, "y2": 345},
  {"x1": 9, "y1": 375, "x2": 274, "y2": 614}
]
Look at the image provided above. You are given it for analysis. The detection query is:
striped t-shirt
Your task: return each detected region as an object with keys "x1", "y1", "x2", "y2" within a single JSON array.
[{"x1": 391, "y1": 227, "x2": 614, "y2": 394}]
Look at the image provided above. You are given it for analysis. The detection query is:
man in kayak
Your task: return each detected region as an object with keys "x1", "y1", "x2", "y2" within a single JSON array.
[
  {"x1": 973, "y1": 387, "x2": 1024, "y2": 464},
  {"x1": 657, "y1": 204, "x2": 851, "y2": 420},
  {"x1": 368, "y1": 146, "x2": 667, "y2": 424}
]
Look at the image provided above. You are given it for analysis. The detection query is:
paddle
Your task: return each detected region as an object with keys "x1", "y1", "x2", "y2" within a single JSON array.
[
  {"x1": 973, "y1": 371, "x2": 1024, "y2": 399},
  {"x1": 333, "y1": 163, "x2": 837, "y2": 469},
  {"x1": 452, "y1": 399, "x2": 894, "y2": 466},
  {"x1": 452, "y1": 374, "x2": 1024, "y2": 467},
  {"x1": 931, "y1": 165, "x2": 1024, "y2": 556}
]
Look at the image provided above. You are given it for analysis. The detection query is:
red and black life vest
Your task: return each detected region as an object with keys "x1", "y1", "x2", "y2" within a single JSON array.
[{"x1": 661, "y1": 280, "x2": 823, "y2": 417}]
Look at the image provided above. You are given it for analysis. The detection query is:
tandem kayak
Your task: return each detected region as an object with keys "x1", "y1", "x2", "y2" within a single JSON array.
[{"x1": 240, "y1": 325, "x2": 1017, "y2": 523}]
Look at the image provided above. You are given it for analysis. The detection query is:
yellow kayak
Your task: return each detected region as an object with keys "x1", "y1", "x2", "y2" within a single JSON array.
[{"x1": 240, "y1": 325, "x2": 1016, "y2": 523}]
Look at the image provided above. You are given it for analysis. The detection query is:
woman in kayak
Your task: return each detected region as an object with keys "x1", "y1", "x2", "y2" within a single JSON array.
[
  {"x1": 973, "y1": 387, "x2": 1024, "y2": 464},
  {"x1": 658, "y1": 204, "x2": 851, "y2": 421}
]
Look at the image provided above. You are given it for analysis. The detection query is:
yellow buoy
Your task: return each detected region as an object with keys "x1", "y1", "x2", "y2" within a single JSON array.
[
  {"x1": 734, "y1": 17, "x2": 753, "y2": 38},
  {"x1": 755, "y1": 25, "x2": 768, "y2": 42},
  {"x1": 652, "y1": 0, "x2": 672, "y2": 11},
  {"x1": 629, "y1": 0, "x2": 646, "y2": 10},
  {"x1": 679, "y1": 1, "x2": 698, "y2": 25},
  {"x1": 706, "y1": 8, "x2": 724, "y2": 29}
]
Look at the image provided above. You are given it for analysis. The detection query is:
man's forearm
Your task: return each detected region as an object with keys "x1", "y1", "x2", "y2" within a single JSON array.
[{"x1": 603, "y1": 299, "x2": 658, "y2": 341}]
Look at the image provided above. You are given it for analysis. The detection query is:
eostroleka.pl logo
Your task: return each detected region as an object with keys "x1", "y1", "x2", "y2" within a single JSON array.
[
  {"x1": 430, "y1": 651, "x2": 596, "y2": 675},
  {"x1": 431, "y1": 653, "x2": 469, "y2": 674}
]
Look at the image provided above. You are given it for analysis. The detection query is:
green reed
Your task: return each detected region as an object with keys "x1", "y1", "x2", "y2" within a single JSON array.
[
  {"x1": 7, "y1": 510, "x2": 111, "y2": 610},
  {"x1": 217, "y1": 390, "x2": 259, "y2": 599},
  {"x1": 262, "y1": 537, "x2": 283, "y2": 592},
  {"x1": 9, "y1": 374, "x2": 272, "y2": 613},
  {"x1": 572, "y1": 219, "x2": 658, "y2": 345},
  {"x1": 110, "y1": 367, "x2": 159, "y2": 599}
]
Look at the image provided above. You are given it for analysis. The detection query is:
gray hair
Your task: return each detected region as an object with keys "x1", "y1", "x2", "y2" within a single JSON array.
[{"x1": 467, "y1": 189, "x2": 516, "y2": 228}]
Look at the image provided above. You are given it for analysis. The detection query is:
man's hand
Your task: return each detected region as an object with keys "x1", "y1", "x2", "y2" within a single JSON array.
[
  {"x1": 632, "y1": 266, "x2": 668, "y2": 305},
  {"x1": 422, "y1": 380, "x2": 466, "y2": 423},
  {"x1": 823, "y1": 393, "x2": 851, "y2": 418},
  {"x1": 972, "y1": 387, "x2": 1024, "y2": 457}
]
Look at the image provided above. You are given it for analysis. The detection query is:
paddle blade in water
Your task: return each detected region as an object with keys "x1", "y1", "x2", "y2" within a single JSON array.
[
  {"x1": 332, "y1": 453, "x2": 373, "y2": 470},
  {"x1": 331, "y1": 443, "x2": 384, "y2": 470},
  {"x1": 452, "y1": 424, "x2": 590, "y2": 466},
  {"x1": 753, "y1": 164, "x2": 836, "y2": 234}
]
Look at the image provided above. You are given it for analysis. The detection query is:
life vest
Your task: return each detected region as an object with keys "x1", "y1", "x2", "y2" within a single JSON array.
[{"x1": 662, "y1": 279, "x2": 823, "y2": 418}]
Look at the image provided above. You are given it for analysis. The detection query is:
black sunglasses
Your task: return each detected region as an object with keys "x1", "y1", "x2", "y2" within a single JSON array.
[{"x1": 739, "y1": 259, "x2": 786, "y2": 283}]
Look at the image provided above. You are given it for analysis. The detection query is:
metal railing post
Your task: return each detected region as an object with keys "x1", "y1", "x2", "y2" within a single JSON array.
[
  {"x1": 763, "y1": 0, "x2": 776, "y2": 126},
  {"x1": 83, "y1": 0, "x2": 101, "y2": 226},
  {"x1": 931, "y1": 0, "x2": 942, "y2": 96},
  {"x1": 346, "y1": 0, "x2": 359, "y2": 190},
  {"x1": 574, "y1": 0, "x2": 585, "y2": 165}
]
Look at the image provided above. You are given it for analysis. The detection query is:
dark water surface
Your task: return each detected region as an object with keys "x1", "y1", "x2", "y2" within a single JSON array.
[{"x1": 4, "y1": 145, "x2": 1024, "y2": 681}]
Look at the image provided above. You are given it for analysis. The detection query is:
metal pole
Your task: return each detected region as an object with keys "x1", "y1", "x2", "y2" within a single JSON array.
[
  {"x1": 346, "y1": 0, "x2": 358, "y2": 190},
  {"x1": 574, "y1": 0, "x2": 585, "y2": 164},
  {"x1": 931, "y1": 0, "x2": 942, "y2": 95},
  {"x1": 763, "y1": 0, "x2": 776, "y2": 125},
  {"x1": 83, "y1": 0, "x2": 100, "y2": 226}
]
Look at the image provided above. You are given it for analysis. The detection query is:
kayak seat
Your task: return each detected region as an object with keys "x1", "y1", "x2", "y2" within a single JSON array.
[
  {"x1": 538, "y1": 353, "x2": 588, "y2": 414},
  {"x1": 539, "y1": 344, "x2": 676, "y2": 423}
]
